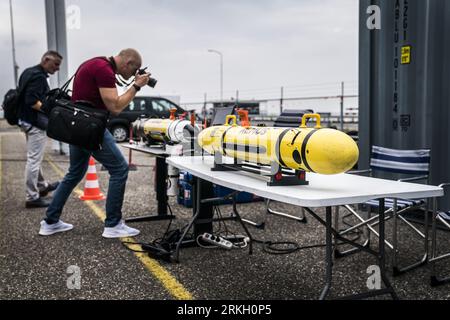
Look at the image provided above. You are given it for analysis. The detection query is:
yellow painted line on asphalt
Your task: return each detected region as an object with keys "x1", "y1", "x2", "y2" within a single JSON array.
[{"x1": 46, "y1": 156, "x2": 193, "y2": 300}]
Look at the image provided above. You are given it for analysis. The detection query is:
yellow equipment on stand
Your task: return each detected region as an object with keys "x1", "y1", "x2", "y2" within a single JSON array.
[{"x1": 198, "y1": 114, "x2": 359, "y2": 186}]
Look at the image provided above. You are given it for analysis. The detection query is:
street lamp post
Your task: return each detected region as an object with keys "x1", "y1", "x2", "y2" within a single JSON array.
[
  {"x1": 9, "y1": 0, "x2": 19, "y2": 87},
  {"x1": 208, "y1": 49, "x2": 223, "y2": 106}
]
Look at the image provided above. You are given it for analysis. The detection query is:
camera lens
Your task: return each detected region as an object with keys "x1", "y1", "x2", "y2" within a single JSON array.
[
  {"x1": 148, "y1": 77, "x2": 158, "y2": 88},
  {"x1": 137, "y1": 68, "x2": 158, "y2": 88}
]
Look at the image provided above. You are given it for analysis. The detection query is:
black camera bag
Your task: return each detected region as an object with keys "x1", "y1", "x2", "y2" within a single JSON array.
[
  {"x1": 44, "y1": 64, "x2": 109, "y2": 151},
  {"x1": 46, "y1": 99, "x2": 109, "y2": 151}
]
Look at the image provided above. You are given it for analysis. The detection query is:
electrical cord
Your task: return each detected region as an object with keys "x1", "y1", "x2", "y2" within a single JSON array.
[
  {"x1": 122, "y1": 203, "x2": 193, "y2": 256},
  {"x1": 123, "y1": 198, "x2": 365, "y2": 257},
  {"x1": 250, "y1": 233, "x2": 363, "y2": 255},
  {"x1": 231, "y1": 237, "x2": 249, "y2": 249},
  {"x1": 121, "y1": 242, "x2": 148, "y2": 253},
  {"x1": 213, "y1": 202, "x2": 251, "y2": 249},
  {"x1": 249, "y1": 208, "x2": 364, "y2": 255},
  {"x1": 215, "y1": 205, "x2": 232, "y2": 236},
  {"x1": 206, "y1": 201, "x2": 321, "y2": 254}
]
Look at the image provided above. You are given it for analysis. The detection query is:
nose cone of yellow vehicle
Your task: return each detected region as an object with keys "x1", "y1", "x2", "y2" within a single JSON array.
[
  {"x1": 198, "y1": 129, "x2": 212, "y2": 148},
  {"x1": 305, "y1": 129, "x2": 359, "y2": 175}
]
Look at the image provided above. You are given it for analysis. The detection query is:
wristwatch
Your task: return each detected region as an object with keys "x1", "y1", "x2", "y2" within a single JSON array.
[{"x1": 133, "y1": 84, "x2": 141, "y2": 92}]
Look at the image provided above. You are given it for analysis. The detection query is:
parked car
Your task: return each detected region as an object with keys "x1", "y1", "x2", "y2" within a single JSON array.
[{"x1": 108, "y1": 96, "x2": 187, "y2": 142}]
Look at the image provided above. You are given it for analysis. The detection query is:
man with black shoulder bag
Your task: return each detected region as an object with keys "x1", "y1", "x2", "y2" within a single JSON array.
[
  {"x1": 39, "y1": 48, "x2": 151, "y2": 239},
  {"x1": 19, "y1": 51, "x2": 63, "y2": 209}
]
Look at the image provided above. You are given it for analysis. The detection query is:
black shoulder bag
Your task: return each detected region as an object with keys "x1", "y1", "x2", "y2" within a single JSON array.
[{"x1": 44, "y1": 67, "x2": 110, "y2": 151}]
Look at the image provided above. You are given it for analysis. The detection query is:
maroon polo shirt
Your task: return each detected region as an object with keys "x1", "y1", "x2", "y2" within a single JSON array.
[{"x1": 71, "y1": 57, "x2": 116, "y2": 110}]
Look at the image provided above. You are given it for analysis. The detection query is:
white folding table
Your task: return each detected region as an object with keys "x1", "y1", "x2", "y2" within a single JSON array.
[{"x1": 167, "y1": 156, "x2": 444, "y2": 299}]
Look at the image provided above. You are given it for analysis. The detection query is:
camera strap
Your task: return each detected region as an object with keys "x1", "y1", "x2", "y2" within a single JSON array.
[{"x1": 107, "y1": 56, "x2": 117, "y2": 72}]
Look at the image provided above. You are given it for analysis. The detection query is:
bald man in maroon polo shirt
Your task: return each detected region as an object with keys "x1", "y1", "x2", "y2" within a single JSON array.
[{"x1": 40, "y1": 49, "x2": 151, "y2": 238}]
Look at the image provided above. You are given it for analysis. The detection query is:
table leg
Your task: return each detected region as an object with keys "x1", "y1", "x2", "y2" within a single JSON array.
[
  {"x1": 193, "y1": 177, "x2": 214, "y2": 238},
  {"x1": 320, "y1": 206, "x2": 333, "y2": 300},
  {"x1": 155, "y1": 156, "x2": 168, "y2": 216},
  {"x1": 173, "y1": 177, "x2": 214, "y2": 262},
  {"x1": 392, "y1": 199, "x2": 398, "y2": 270},
  {"x1": 378, "y1": 198, "x2": 399, "y2": 300},
  {"x1": 304, "y1": 203, "x2": 398, "y2": 300},
  {"x1": 126, "y1": 156, "x2": 175, "y2": 223}
]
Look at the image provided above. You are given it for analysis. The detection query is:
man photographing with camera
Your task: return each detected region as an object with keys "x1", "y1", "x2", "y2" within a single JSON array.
[{"x1": 40, "y1": 48, "x2": 151, "y2": 238}]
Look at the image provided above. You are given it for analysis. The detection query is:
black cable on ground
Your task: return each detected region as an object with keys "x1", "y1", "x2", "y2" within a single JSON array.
[
  {"x1": 123, "y1": 200, "x2": 368, "y2": 258},
  {"x1": 122, "y1": 203, "x2": 194, "y2": 259},
  {"x1": 250, "y1": 233, "x2": 363, "y2": 255}
]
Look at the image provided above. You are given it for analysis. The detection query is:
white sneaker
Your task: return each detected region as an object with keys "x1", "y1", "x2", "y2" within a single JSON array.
[
  {"x1": 39, "y1": 220, "x2": 74, "y2": 236},
  {"x1": 102, "y1": 220, "x2": 140, "y2": 239}
]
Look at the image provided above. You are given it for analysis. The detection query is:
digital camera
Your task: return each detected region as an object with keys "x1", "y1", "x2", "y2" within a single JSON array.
[{"x1": 138, "y1": 68, "x2": 158, "y2": 88}]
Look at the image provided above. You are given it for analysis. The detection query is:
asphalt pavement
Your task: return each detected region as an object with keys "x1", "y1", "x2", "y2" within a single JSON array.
[{"x1": 0, "y1": 120, "x2": 449, "y2": 300}]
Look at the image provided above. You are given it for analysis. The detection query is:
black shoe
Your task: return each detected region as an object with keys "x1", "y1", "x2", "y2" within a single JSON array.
[
  {"x1": 26, "y1": 198, "x2": 51, "y2": 209},
  {"x1": 39, "y1": 181, "x2": 60, "y2": 197}
]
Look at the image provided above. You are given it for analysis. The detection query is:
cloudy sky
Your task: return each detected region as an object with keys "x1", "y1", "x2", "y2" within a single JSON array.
[{"x1": 0, "y1": 0, "x2": 359, "y2": 105}]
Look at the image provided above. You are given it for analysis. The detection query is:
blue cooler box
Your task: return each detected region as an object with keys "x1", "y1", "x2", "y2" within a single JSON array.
[
  {"x1": 177, "y1": 171, "x2": 262, "y2": 208},
  {"x1": 177, "y1": 172, "x2": 194, "y2": 208}
]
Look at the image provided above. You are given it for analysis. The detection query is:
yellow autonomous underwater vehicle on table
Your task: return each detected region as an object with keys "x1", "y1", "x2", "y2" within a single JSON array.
[
  {"x1": 132, "y1": 109, "x2": 200, "y2": 146},
  {"x1": 198, "y1": 114, "x2": 359, "y2": 176}
]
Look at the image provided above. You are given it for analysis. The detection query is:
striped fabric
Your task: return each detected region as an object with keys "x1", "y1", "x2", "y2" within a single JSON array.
[
  {"x1": 439, "y1": 211, "x2": 450, "y2": 221},
  {"x1": 365, "y1": 198, "x2": 425, "y2": 209},
  {"x1": 370, "y1": 146, "x2": 431, "y2": 175}
]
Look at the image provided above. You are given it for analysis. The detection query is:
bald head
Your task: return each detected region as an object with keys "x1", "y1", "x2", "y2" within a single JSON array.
[
  {"x1": 114, "y1": 48, "x2": 143, "y2": 80},
  {"x1": 118, "y1": 48, "x2": 142, "y2": 65}
]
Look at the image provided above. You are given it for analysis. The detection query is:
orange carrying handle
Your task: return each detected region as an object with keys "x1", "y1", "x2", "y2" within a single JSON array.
[
  {"x1": 237, "y1": 109, "x2": 251, "y2": 127},
  {"x1": 169, "y1": 108, "x2": 177, "y2": 120}
]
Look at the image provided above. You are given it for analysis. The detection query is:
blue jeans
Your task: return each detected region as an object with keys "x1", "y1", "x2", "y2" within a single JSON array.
[{"x1": 46, "y1": 130, "x2": 129, "y2": 227}]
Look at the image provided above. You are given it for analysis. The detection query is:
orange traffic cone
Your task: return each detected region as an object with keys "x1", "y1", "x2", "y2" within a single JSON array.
[{"x1": 79, "y1": 157, "x2": 106, "y2": 201}]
